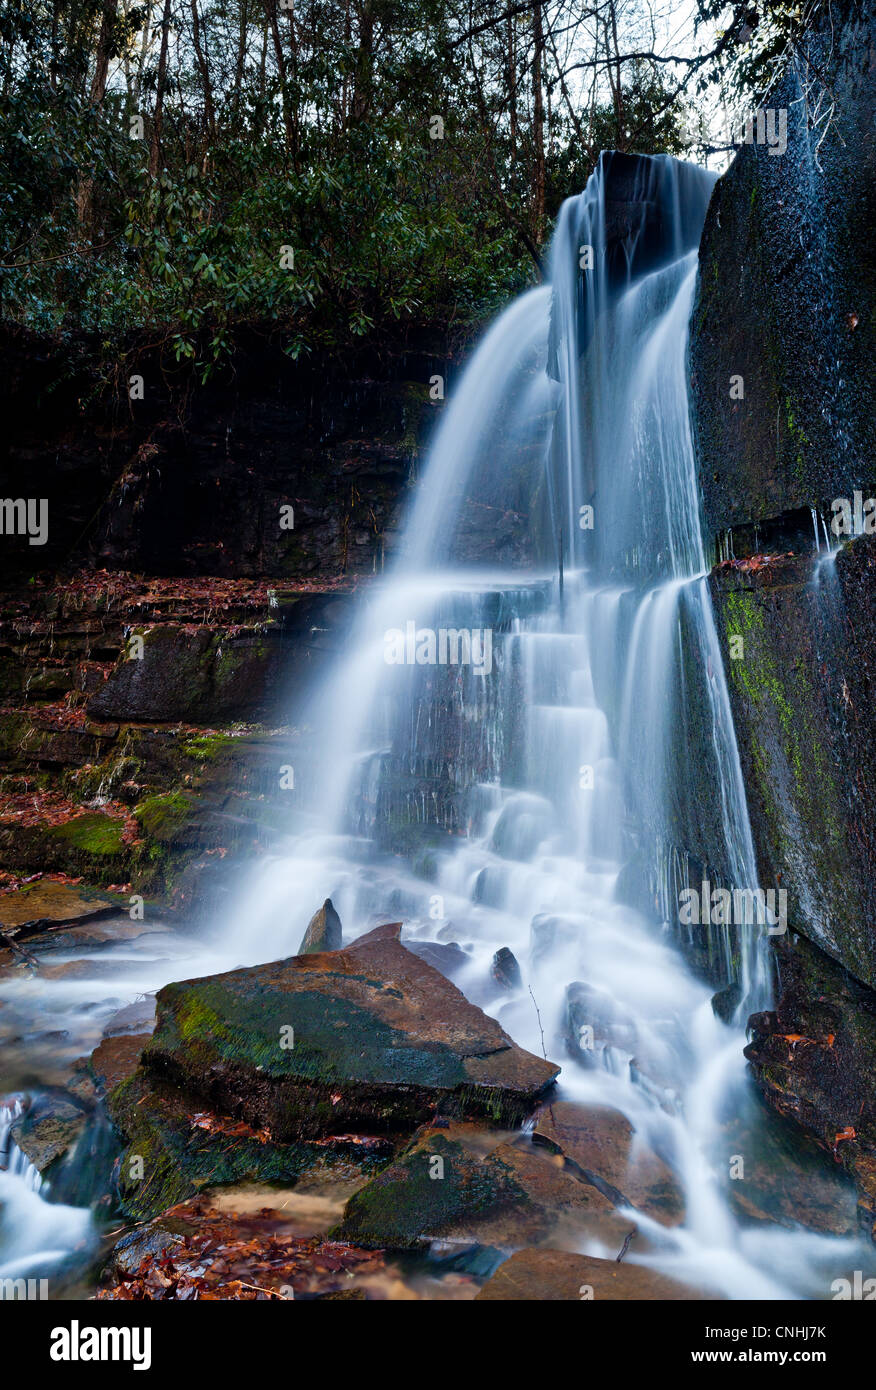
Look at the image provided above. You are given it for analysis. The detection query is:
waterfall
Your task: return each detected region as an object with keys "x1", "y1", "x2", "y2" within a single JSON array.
[
  {"x1": 228, "y1": 154, "x2": 770, "y2": 1011},
  {"x1": 215, "y1": 152, "x2": 866, "y2": 1296},
  {"x1": 0, "y1": 1098, "x2": 42, "y2": 1192},
  {"x1": 0, "y1": 1096, "x2": 94, "y2": 1281}
]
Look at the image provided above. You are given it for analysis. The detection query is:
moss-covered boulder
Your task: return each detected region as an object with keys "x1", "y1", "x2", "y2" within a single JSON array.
[
  {"x1": 0, "y1": 808, "x2": 135, "y2": 887},
  {"x1": 338, "y1": 1101, "x2": 684, "y2": 1252},
  {"x1": 134, "y1": 791, "x2": 199, "y2": 843},
  {"x1": 140, "y1": 923, "x2": 558, "y2": 1143},
  {"x1": 97, "y1": 1021, "x2": 388, "y2": 1223},
  {"x1": 106, "y1": 1068, "x2": 378, "y2": 1222}
]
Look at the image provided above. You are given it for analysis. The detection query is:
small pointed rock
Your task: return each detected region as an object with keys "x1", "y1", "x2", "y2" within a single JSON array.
[
  {"x1": 299, "y1": 898, "x2": 342, "y2": 954},
  {"x1": 491, "y1": 946, "x2": 522, "y2": 991}
]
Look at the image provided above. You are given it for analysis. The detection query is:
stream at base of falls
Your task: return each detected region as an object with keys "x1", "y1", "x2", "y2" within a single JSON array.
[{"x1": 2, "y1": 153, "x2": 874, "y2": 1300}]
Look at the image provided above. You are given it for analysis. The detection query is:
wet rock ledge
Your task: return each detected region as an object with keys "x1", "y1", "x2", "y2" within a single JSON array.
[{"x1": 745, "y1": 930, "x2": 876, "y2": 1239}]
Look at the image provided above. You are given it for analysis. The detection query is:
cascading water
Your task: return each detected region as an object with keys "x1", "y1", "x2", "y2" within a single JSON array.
[
  {"x1": 0, "y1": 1096, "x2": 94, "y2": 1281},
  {"x1": 219, "y1": 152, "x2": 867, "y2": 1297},
  {"x1": 0, "y1": 153, "x2": 871, "y2": 1297}
]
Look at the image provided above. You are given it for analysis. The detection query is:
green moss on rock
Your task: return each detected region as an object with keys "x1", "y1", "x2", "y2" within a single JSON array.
[
  {"x1": 710, "y1": 544, "x2": 876, "y2": 987},
  {"x1": 49, "y1": 813, "x2": 125, "y2": 856},
  {"x1": 135, "y1": 791, "x2": 196, "y2": 842},
  {"x1": 106, "y1": 1070, "x2": 340, "y2": 1222},
  {"x1": 137, "y1": 924, "x2": 558, "y2": 1146}
]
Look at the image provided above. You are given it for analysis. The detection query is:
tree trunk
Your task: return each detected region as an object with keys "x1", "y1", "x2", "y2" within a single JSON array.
[
  {"x1": 266, "y1": 0, "x2": 294, "y2": 153},
  {"x1": 531, "y1": 0, "x2": 545, "y2": 246},
  {"x1": 232, "y1": 0, "x2": 248, "y2": 122},
  {"x1": 189, "y1": 0, "x2": 216, "y2": 141},
  {"x1": 340, "y1": 0, "x2": 351, "y2": 128},
  {"x1": 507, "y1": 13, "x2": 517, "y2": 159},
  {"x1": 133, "y1": 0, "x2": 153, "y2": 107},
  {"x1": 351, "y1": 0, "x2": 374, "y2": 124},
  {"x1": 75, "y1": 0, "x2": 117, "y2": 231},
  {"x1": 149, "y1": 0, "x2": 174, "y2": 177},
  {"x1": 607, "y1": 0, "x2": 625, "y2": 147}
]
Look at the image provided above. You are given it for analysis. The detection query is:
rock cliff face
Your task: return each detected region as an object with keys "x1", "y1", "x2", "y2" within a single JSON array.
[
  {"x1": 0, "y1": 327, "x2": 436, "y2": 581},
  {"x1": 690, "y1": 1, "x2": 876, "y2": 989},
  {"x1": 690, "y1": 1, "x2": 876, "y2": 554},
  {"x1": 710, "y1": 540, "x2": 876, "y2": 990},
  {"x1": 745, "y1": 930, "x2": 876, "y2": 1238},
  {"x1": 0, "y1": 322, "x2": 547, "y2": 902},
  {"x1": 0, "y1": 328, "x2": 437, "y2": 902}
]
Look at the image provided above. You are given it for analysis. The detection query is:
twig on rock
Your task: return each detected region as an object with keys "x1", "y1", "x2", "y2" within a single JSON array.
[{"x1": 616, "y1": 1228, "x2": 637, "y2": 1263}]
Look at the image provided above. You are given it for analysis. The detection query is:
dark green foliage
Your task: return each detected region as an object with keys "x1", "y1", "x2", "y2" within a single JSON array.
[{"x1": 0, "y1": 0, "x2": 691, "y2": 382}]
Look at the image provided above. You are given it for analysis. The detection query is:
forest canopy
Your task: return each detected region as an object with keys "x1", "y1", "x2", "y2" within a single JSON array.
[{"x1": 0, "y1": 0, "x2": 829, "y2": 378}]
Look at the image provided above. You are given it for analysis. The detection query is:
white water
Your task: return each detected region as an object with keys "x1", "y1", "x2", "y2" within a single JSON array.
[
  {"x1": 0, "y1": 1097, "x2": 95, "y2": 1281},
  {"x1": 0, "y1": 154, "x2": 870, "y2": 1297}
]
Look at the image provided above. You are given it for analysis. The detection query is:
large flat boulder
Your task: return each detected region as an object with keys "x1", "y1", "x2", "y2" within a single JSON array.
[
  {"x1": 0, "y1": 881, "x2": 115, "y2": 936},
  {"x1": 140, "y1": 923, "x2": 559, "y2": 1142},
  {"x1": 475, "y1": 1248, "x2": 708, "y2": 1301},
  {"x1": 340, "y1": 1104, "x2": 685, "y2": 1252}
]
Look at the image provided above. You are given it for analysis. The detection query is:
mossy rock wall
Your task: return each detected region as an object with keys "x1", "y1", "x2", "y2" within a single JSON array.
[
  {"x1": 0, "y1": 331, "x2": 439, "y2": 583},
  {"x1": 745, "y1": 929, "x2": 876, "y2": 1231},
  {"x1": 0, "y1": 577, "x2": 356, "y2": 901},
  {"x1": 710, "y1": 539, "x2": 876, "y2": 987}
]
